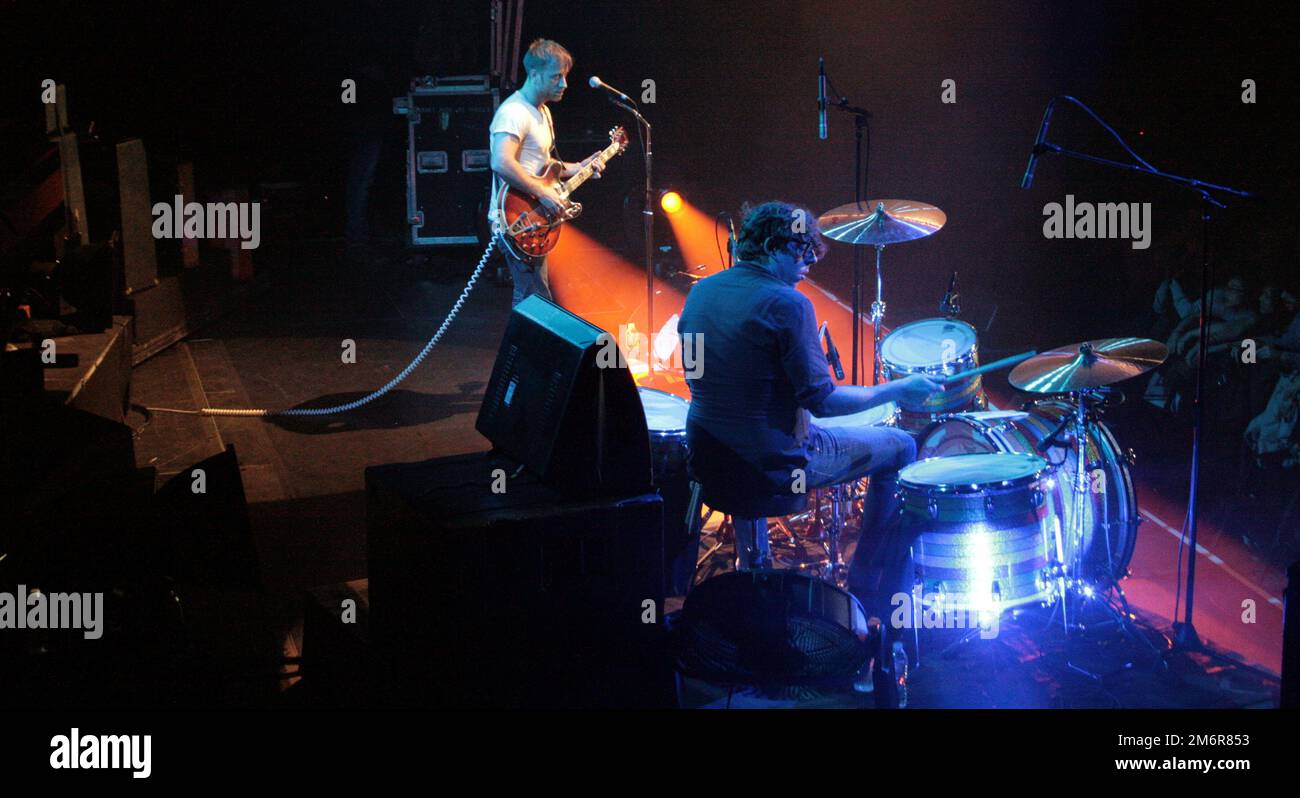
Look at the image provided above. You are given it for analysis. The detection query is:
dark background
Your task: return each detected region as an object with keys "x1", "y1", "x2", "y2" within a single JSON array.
[{"x1": 3, "y1": 0, "x2": 1296, "y2": 352}]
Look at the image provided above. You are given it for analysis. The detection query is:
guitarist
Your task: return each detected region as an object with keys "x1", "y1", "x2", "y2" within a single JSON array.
[{"x1": 489, "y1": 38, "x2": 604, "y2": 307}]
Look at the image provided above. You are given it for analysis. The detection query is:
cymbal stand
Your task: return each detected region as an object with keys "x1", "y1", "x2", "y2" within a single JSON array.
[
  {"x1": 1052, "y1": 382, "x2": 1160, "y2": 677},
  {"x1": 870, "y1": 242, "x2": 886, "y2": 385}
]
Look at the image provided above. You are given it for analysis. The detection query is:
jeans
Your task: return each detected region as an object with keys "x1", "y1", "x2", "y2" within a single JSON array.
[
  {"x1": 804, "y1": 421, "x2": 918, "y2": 630},
  {"x1": 502, "y1": 239, "x2": 552, "y2": 308}
]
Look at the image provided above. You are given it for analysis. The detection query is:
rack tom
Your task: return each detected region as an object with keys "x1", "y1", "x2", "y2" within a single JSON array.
[{"x1": 880, "y1": 317, "x2": 986, "y2": 431}]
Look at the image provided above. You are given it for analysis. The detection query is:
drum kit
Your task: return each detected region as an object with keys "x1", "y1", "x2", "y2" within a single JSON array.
[{"x1": 641, "y1": 197, "x2": 1171, "y2": 665}]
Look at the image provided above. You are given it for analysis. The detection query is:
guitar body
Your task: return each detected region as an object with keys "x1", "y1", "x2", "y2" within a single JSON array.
[
  {"x1": 494, "y1": 126, "x2": 628, "y2": 260},
  {"x1": 499, "y1": 162, "x2": 567, "y2": 259}
]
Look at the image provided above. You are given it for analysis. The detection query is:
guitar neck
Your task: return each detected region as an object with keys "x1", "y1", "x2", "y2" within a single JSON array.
[{"x1": 559, "y1": 139, "x2": 623, "y2": 195}]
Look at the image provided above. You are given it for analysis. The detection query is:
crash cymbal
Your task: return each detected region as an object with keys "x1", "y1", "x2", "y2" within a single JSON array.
[
  {"x1": 1009, "y1": 337, "x2": 1168, "y2": 393},
  {"x1": 817, "y1": 199, "x2": 946, "y2": 246}
]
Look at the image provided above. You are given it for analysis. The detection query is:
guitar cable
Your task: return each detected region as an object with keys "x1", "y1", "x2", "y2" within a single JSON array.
[{"x1": 146, "y1": 237, "x2": 497, "y2": 418}]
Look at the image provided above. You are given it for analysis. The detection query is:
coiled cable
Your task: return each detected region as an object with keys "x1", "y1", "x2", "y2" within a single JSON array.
[{"x1": 147, "y1": 237, "x2": 497, "y2": 417}]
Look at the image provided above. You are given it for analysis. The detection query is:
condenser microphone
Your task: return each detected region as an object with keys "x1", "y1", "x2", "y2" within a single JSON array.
[
  {"x1": 1021, "y1": 99, "x2": 1056, "y2": 189},
  {"x1": 727, "y1": 214, "x2": 737, "y2": 266},
  {"x1": 820, "y1": 322, "x2": 844, "y2": 380}
]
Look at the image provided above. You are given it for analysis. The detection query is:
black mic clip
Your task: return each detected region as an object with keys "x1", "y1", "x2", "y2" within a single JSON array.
[{"x1": 940, "y1": 271, "x2": 960, "y2": 317}]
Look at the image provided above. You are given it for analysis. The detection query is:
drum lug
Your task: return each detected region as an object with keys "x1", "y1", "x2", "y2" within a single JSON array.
[
  {"x1": 984, "y1": 495, "x2": 995, "y2": 513},
  {"x1": 927, "y1": 496, "x2": 939, "y2": 519},
  {"x1": 1126, "y1": 448, "x2": 1138, "y2": 466},
  {"x1": 1031, "y1": 489, "x2": 1044, "y2": 508}
]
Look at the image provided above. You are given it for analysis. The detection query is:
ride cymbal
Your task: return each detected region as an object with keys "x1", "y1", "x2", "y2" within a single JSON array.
[{"x1": 817, "y1": 199, "x2": 946, "y2": 246}]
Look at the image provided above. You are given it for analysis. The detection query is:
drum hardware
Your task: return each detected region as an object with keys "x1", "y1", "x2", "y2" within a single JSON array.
[
  {"x1": 1010, "y1": 340, "x2": 1169, "y2": 670},
  {"x1": 768, "y1": 480, "x2": 865, "y2": 586},
  {"x1": 691, "y1": 487, "x2": 860, "y2": 586},
  {"x1": 692, "y1": 512, "x2": 798, "y2": 577},
  {"x1": 818, "y1": 200, "x2": 947, "y2": 385}
]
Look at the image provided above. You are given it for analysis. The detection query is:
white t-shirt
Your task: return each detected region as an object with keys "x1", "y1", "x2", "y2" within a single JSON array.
[{"x1": 488, "y1": 91, "x2": 555, "y2": 222}]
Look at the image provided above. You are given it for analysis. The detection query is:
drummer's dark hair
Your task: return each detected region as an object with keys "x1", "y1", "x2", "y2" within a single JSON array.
[{"x1": 734, "y1": 200, "x2": 829, "y2": 264}]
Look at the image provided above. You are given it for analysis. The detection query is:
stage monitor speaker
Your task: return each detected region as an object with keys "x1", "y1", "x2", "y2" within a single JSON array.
[{"x1": 475, "y1": 294, "x2": 651, "y2": 498}]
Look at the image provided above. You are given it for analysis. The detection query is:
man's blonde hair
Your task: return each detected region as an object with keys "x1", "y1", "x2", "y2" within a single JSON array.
[{"x1": 523, "y1": 39, "x2": 573, "y2": 74}]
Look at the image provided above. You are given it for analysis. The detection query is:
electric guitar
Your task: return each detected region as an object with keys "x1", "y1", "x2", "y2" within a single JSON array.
[{"x1": 494, "y1": 126, "x2": 629, "y2": 259}]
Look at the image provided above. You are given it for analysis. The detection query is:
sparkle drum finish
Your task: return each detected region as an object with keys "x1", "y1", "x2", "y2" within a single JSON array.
[
  {"x1": 915, "y1": 401, "x2": 1139, "y2": 583},
  {"x1": 898, "y1": 452, "x2": 1055, "y2": 614}
]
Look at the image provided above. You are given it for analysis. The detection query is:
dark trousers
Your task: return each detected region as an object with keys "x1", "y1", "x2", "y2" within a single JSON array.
[{"x1": 802, "y1": 422, "x2": 918, "y2": 633}]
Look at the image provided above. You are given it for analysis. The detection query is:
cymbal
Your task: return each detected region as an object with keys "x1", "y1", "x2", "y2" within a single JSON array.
[
  {"x1": 1009, "y1": 338, "x2": 1168, "y2": 393},
  {"x1": 817, "y1": 199, "x2": 946, "y2": 246}
]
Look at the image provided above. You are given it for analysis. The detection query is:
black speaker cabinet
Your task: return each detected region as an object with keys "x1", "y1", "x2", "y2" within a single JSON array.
[{"x1": 365, "y1": 450, "x2": 669, "y2": 707}]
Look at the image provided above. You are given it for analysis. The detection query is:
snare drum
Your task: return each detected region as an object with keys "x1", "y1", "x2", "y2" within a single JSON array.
[
  {"x1": 880, "y1": 317, "x2": 986, "y2": 431},
  {"x1": 898, "y1": 453, "x2": 1053, "y2": 614},
  {"x1": 810, "y1": 401, "x2": 900, "y2": 430}
]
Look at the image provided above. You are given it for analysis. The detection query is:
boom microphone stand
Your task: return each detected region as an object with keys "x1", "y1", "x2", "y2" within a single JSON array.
[
  {"x1": 822, "y1": 64, "x2": 873, "y2": 384},
  {"x1": 1021, "y1": 95, "x2": 1255, "y2": 651}
]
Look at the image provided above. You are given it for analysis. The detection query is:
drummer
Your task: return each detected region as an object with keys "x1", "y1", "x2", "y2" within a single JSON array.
[{"x1": 678, "y1": 201, "x2": 943, "y2": 694}]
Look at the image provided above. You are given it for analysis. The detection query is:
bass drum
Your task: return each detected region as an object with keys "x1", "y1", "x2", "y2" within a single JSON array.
[{"x1": 915, "y1": 402, "x2": 1138, "y2": 583}]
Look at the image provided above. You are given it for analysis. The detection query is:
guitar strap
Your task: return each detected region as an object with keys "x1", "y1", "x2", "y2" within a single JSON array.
[{"x1": 543, "y1": 104, "x2": 560, "y2": 164}]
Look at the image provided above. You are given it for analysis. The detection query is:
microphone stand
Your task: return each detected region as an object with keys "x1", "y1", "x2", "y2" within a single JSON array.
[
  {"x1": 1027, "y1": 96, "x2": 1255, "y2": 652},
  {"x1": 608, "y1": 96, "x2": 654, "y2": 375},
  {"x1": 826, "y1": 77, "x2": 873, "y2": 384}
]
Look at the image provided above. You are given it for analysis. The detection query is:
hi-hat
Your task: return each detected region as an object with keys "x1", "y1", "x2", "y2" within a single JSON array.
[
  {"x1": 1009, "y1": 337, "x2": 1168, "y2": 393},
  {"x1": 817, "y1": 199, "x2": 946, "y2": 246}
]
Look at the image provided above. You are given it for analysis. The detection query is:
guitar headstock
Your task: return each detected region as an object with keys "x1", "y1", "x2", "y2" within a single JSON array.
[{"x1": 608, "y1": 126, "x2": 629, "y2": 154}]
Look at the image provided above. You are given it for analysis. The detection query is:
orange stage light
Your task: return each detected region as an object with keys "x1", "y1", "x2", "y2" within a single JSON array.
[
  {"x1": 547, "y1": 214, "x2": 878, "y2": 400},
  {"x1": 659, "y1": 191, "x2": 683, "y2": 214},
  {"x1": 660, "y1": 196, "x2": 730, "y2": 276}
]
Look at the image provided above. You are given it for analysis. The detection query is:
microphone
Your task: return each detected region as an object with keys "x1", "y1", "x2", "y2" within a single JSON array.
[
  {"x1": 820, "y1": 322, "x2": 844, "y2": 381},
  {"x1": 1020, "y1": 99, "x2": 1056, "y2": 189},
  {"x1": 1036, "y1": 414, "x2": 1072, "y2": 453},
  {"x1": 818, "y1": 58, "x2": 827, "y2": 140},
  {"x1": 589, "y1": 75, "x2": 631, "y2": 103}
]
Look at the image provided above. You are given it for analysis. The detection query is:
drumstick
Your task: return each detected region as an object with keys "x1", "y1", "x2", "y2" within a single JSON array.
[{"x1": 937, "y1": 350, "x2": 1037, "y2": 386}]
